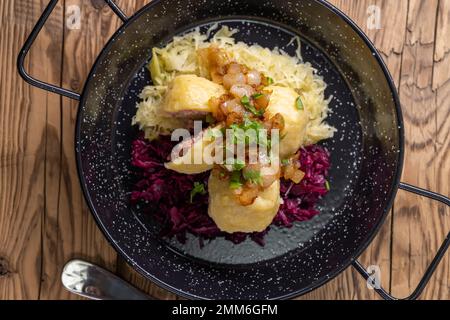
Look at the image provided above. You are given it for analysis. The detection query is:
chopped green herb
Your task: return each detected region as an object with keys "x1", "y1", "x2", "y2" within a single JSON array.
[
  {"x1": 229, "y1": 171, "x2": 242, "y2": 189},
  {"x1": 219, "y1": 171, "x2": 226, "y2": 179},
  {"x1": 325, "y1": 180, "x2": 330, "y2": 191},
  {"x1": 232, "y1": 159, "x2": 246, "y2": 171},
  {"x1": 240, "y1": 95, "x2": 263, "y2": 116},
  {"x1": 229, "y1": 181, "x2": 242, "y2": 189},
  {"x1": 243, "y1": 117, "x2": 263, "y2": 131},
  {"x1": 225, "y1": 117, "x2": 271, "y2": 157},
  {"x1": 247, "y1": 105, "x2": 264, "y2": 117},
  {"x1": 281, "y1": 159, "x2": 290, "y2": 165},
  {"x1": 190, "y1": 182, "x2": 206, "y2": 203},
  {"x1": 266, "y1": 77, "x2": 274, "y2": 85},
  {"x1": 296, "y1": 96, "x2": 304, "y2": 110},
  {"x1": 243, "y1": 169, "x2": 262, "y2": 185},
  {"x1": 252, "y1": 93, "x2": 264, "y2": 99},
  {"x1": 241, "y1": 95, "x2": 250, "y2": 105}
]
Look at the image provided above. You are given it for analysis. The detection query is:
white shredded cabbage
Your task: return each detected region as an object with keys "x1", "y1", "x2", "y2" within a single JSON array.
[
  {"x1": 132, "y1": 86, "x2": 185, "y2": 140},
  {"x1": 134, "y1": 25, "x2": 336, "y2": 144}
]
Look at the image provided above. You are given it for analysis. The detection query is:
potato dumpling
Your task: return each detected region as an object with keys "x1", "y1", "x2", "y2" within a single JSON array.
[
  {"x1": 208, "y1": 171, "x2": 281, "y2": 233},
  {"x1": 265, "y1": 86, "x2": 309, "y2": 158},
  {"x1": 162, "y1": 75, "x2": 226, "y2": 116},
  {"x1": 165, "y1": 126, "x2": 221, "y2": 174}
]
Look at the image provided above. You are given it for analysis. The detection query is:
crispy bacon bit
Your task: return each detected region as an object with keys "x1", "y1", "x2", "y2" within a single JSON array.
[
  {"x1": 226, "y1": 62, "x2": 244, "y2": 74},
  {"x1": 222, "y1": 98, "x2": 245, "y2": 114},
  {"x1": 199, "y1": 47, "x2": 271, "y2": 93},
  {"x1": 223, "y1": 72, "x2": 246, "y2": 89},
  {"x1": 260, "y1": 76, "x2": 271, "y2": 87},
  {"x1": 228, "y1": 163, "x2": 280, "y2": 206},
  {"x1": 235, "y1": 185, "x2": 259, "y2": 206},
  {"x1": 198, "y1": 46, "x2": 230, "y2": 83},
  {"x1": 226, "y1": 112, "x2": 243, "y2": 127},
  {"x1": 282, "y1": 152, "x2": 305, "y2": 184},
  {"x1": 209, "y1": 94, "x2": 248, "y2": 126},
  {"x1": 260, "y1": 166, "x2": 281, "y2": 189},
  {"x1": 253, "y1": 91, "x2": 271, "y2": 110},
  {"x1": 264, "y1": 113, "x2": 285, "y2": 132},
  {"x1": 246, "y1": 70, "x2": 262, "y2": 86},
  {"x1": 209, "y1": 96, "x2": 226, "y2": 121},
  {"x1": 230, "y1": 84, "x2": 255, "y2": 99}
]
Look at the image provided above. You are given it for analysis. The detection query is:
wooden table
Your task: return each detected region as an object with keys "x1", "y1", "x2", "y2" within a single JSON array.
[{"x1": 1, "y1": 0, "x2": 449, "y2": 300}]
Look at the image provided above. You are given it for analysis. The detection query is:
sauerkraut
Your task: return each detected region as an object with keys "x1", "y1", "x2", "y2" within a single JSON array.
[{"x1": 133, "y1": 25, "x2": 335, "y2": 144}]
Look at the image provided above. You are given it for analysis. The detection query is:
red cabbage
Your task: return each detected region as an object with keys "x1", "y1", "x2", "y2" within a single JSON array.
[
  {"x1": 131, "y1": 135, "x2": 330, "y2": 246},
  {"x1": 275, "y1": 145, "x2": 331, "y2": 228}
]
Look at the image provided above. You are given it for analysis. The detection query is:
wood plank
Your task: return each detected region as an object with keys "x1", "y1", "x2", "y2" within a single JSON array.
[
  {"x1": 391, "y1": 0, "x2": 450, "y2": 299},
  {"x1": 0, "y1": 0, "x2": 63, "y2": 299},
  {"x1": 38, "y1": 0, "x2": 125, "y2": 299},
  {"x1": 433, "y1": 0, "x2": 450, "y2": 207},
  {"x1": 298, "y1": 0, "x2": 408, "y2": 300}
]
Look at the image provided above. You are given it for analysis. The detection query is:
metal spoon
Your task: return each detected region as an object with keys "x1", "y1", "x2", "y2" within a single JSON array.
[{"x1": 61, "y1": 259, "x2": 152, "y2": 300}]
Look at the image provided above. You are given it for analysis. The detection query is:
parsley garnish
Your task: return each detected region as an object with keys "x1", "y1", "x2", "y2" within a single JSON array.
[
  {"x1": 296, "y1": 96, "x2": 304, "y2": 110},
  {"x1": 243, "y1": 169, "x2": 262, "y2": 185},
  {"x1": 241, "y1": 95, "x2": 264, "y2": 117},
  {"x1": 242, "y1": 116, "x2": 263, "y2": 131},
  {"x1": 241, "y1": 95, "x2": 250, "y2": 105},
  {"x1": 251, "y1": 107, "x2": 265, "y2": 117},
  {"x1": 232, "y1": 159, "x2": 246, "y2": 171},
  {"x1": 190, "y1": 182, "x2": 206, "y2": 203},
  {"x1": 229, "y1": 171, "x2": 243, "y2": 190}
]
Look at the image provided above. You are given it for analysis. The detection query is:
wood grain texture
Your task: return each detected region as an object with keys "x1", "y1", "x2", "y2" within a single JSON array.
[
  {"x1": 0, "y1": 0, "x2": 63, "y2": 299},
  {"x1": 0, "y1": 0, "x2": 448, "y2": 300},
  {"x1": 391, "y1": 0, "x2": 450, "y2": 299},
  {"x1": 39, "y1": 0, "x2": 122, "y2": 299}
]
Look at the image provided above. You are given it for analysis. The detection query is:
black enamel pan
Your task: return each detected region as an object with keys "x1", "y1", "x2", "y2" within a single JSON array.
[{"x1": 19, "y1": 0, "x2": 450, "y2": 300}]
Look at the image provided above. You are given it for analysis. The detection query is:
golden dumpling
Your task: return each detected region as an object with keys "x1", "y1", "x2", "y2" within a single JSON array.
[
  {"x1": 265, "y1": 86, "x2": 309, "y2": 158},
  {"x1": 208, "y1": 171, "x2": 281, "y2": 233},
  {"x1": 165, "y1": 126, "x2": 221, "y2": 174},
  {"x1": 162, "y1": 75, "x2": 226, "y2": 116}
]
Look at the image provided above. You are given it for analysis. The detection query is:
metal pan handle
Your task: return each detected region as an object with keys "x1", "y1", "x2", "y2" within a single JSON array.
[
  {"x1": 352, "y1": 182, "x2": 450, "y2": 300},
  {"x1": 17, "y1": 0, "x2": 128, "y2": 101}
]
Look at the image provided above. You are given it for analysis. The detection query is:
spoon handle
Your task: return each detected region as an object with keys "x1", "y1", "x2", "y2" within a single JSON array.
[{"x1": 62, "y1": 259, "x2": 152, "y2": 300}]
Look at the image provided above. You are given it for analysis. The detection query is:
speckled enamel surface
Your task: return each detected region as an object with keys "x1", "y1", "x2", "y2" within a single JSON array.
[{"x1": 75, "y1": 0, "x2": 403, "y2": 299}]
